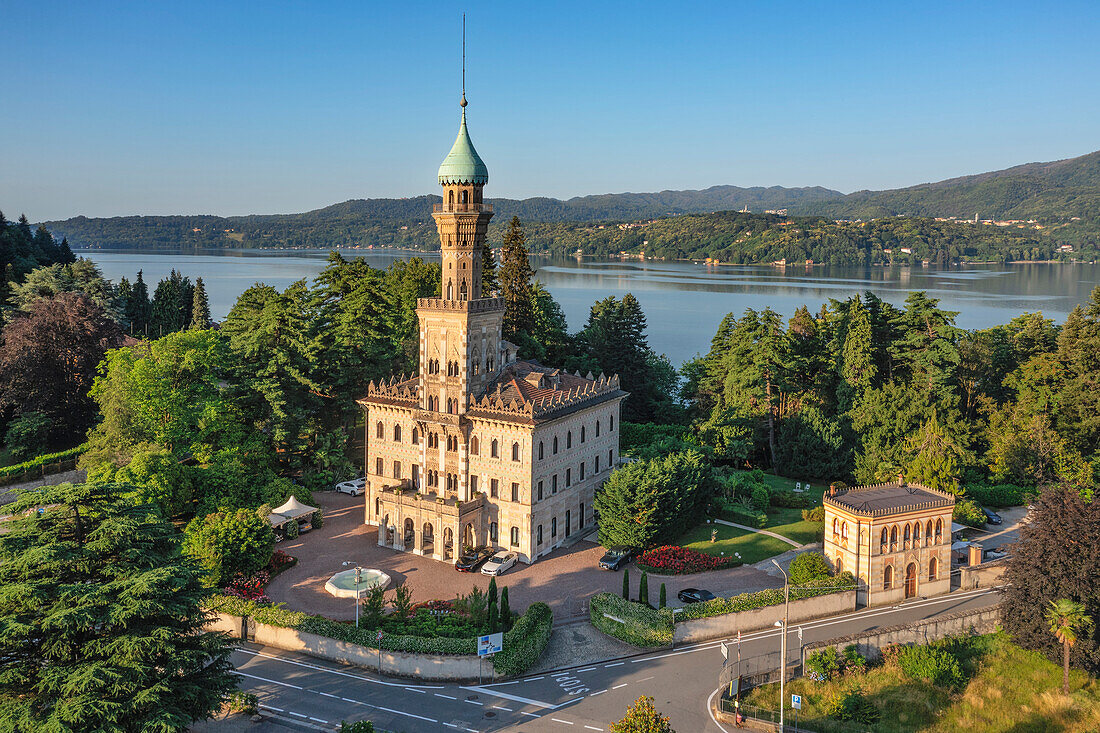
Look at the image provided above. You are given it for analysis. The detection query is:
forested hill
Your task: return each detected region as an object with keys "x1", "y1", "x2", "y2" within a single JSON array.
[{"x1": 38, "y1": 149, "x2": 1100, "y2": 258}]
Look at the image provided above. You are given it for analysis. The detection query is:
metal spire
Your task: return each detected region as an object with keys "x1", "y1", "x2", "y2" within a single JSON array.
[{"x1": 460, "y1": 14, "x2": 467, "y2": 108}]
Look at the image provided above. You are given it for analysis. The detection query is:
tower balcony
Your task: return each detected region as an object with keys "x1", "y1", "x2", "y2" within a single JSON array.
[{"x1": 433, "y1": 202, "x2": 493, "y2": 214}]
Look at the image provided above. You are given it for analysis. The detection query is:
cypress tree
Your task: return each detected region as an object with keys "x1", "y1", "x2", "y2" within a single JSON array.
[
  {"x1": 659, "y1": 583, "x2": 667, "y2": 609},
  {"x1": 128, "y1": 269, "x2": 152, "y2": 334},
  {"x1": 499, "y1": 586, "x2": 512, "y2": 631},
  {"x1": 487, "y1": 576, "x2": 498, "y2": 609},
  {"x1": 486, "y1": 596, "x2": 499, "y2": 634},
  {"x1": 622, "y1": 567, "x2": 630, "y2": 600},
  {"x1": 191, "y1": 276, "x2": 211, "y2": 329},
  {"x1": 480, "y1": 237, "x2": 498, "y2": 296},
  {"x1": 498, "y1": 216, "x2": 535, "y2": 337},
  {"x1": 638, "y1": 571, "x2": 649, "y2": 607}
]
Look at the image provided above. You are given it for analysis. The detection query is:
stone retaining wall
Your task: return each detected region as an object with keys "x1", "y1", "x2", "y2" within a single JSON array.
[
  {"x1": 674, "y1": 590, "x2": 857, "y2": 644},
  {"x1": 208, "y1": 612, "x2": 495, "y2": 682},
  {"x1": 955, "y1": 558, "x2": 1007, "y2": 591},
  {"x1": 803, "y1": 605, "x2": 1002, "y2": 662}
]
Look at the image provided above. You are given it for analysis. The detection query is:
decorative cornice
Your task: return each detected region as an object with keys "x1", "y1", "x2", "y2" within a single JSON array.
[{"x1": 824, "y1": 481, "x2": 956, "y2": 517}]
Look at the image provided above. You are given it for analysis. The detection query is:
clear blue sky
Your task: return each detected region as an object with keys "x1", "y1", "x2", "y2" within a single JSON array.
[{"x1": 4, "y1": 1, "x2": 1100, "y2": 221}]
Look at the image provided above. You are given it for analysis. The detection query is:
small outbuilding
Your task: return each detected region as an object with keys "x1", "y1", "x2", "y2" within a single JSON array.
[
  {"x1": 269, "y1": 495, "x2": 319, "y2": 535},
  {"x1": 823, "y1": 476, "x2": 955, "y2": 607}
]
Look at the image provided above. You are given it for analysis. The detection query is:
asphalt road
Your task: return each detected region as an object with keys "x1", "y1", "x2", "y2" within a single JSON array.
[{"x1": 233, "y1": 585, "x2": 1002, "y2": 732}]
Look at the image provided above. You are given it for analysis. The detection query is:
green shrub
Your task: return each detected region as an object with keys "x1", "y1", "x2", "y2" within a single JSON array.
[
  {"x1": 750, "y1": 485, "x2": 770, "y2": 511},
  {"x1": 5, "y1": 411, "x2": 51, "y2": 461},
  {"x1": 183, "y1": 509, "x2": 274, "y2": 587},
  {"x1": 896, "y1": 644, "x2": 964, "y2": 688},
  {"x1": 769, "y1": 490, "x2": 810, "y2": 509},
  {"x1": 953, "y1": 498, "x2": 987, "y2": 528},
  {"x1": 338, "y1": 721, "x2": 375, "y2": 733},
  {"x1": 842, "y1": 644, "x2": 868, "y2": 674},
  {"x1": 713, "y1": 497, "x2": 768, "y2": 528},
  {"x1": 658, "y1": 583, "x2": 667, "y2": 609},
  {"x1": 825, "y1": 686, "x2": 878, "y2": 723},
  {"x1": 0, "y1": 442, "x2": 87, "y2": 478},
  {"x1": 964, "y1": 482, "x2": 1034, "y2": 507},
  {"x1": 285, "y1": 519, "x2": 299, "y2": 539},
  {"x1": 226, "y1": 690, "x2": 258, "y2": 715},
  {"x1": 492, "y1": 602, "x2": 552, "y2": 676},
  {"x1": 311, "y1": 510, "x2": 324, "y2": 529},
  {"x1": 673, "y1": 573, "x2": 854, "y2": 622},
  {"x1": 801, "y1": 505, "x2": 825, "y2": 522},
  {"x1": 638, "y1": 571, "x2": 649, "y2": 606},
  {"x1": 807, "y1": 647, "x2": 843, "y2": 680},
  {"x1": 788, "y1": 551, "x2": 832, "y2": 585},
  {"x1": 589, "y1": 592, "x2": 673, "y2": 647}
]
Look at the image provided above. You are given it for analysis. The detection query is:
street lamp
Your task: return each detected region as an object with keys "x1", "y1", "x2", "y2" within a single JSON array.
[
  {"x1": 771, "y1": 559, "x2": 790, "y2": 730},
  {"x1": 342, "y1": 561, "x2": 363, "y2": 628}
]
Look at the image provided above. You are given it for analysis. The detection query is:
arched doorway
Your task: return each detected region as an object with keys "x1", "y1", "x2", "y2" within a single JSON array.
[
  {"x1": 443, "y1": 528, "x2": 454, "y2": 560},
  {"x1": 403, "y1": 518, "x2": 415, "y2": 548},
  {"x1": 383, "y1": 515, "x2": 393, "y2": 545},
  {"x1": 905, "y1": 562, "x2": 917, "y2": 598},
  {"x1": 422, "y1": 522, "x2": 434, "y2": 556},
  {"x1": 462, "y1": 522, "x2": 475, "y2": 551}
]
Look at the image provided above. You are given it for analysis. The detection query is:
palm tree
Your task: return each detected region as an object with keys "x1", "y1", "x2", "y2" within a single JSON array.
[{"x1": 1045, "y1": 598, "x2": 1093, "y2": 694}]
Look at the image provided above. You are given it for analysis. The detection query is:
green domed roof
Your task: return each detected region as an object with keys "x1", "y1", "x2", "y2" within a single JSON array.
[{"x1": 438, "y1": 107, "x2": 488, "y2": 186}]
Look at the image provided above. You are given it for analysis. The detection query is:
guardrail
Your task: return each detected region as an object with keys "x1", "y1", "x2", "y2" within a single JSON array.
[{"x1": 432, "y1": 202, "x2": 493, "y2": 214}]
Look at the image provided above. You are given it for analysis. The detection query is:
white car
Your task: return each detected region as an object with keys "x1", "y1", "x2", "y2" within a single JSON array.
[
  {"x1": 334, "y1": 477, "x2": 366, "y2": 496},
  {"x1": 480, "y1": 551, "x2": 518, "y2": 576}
]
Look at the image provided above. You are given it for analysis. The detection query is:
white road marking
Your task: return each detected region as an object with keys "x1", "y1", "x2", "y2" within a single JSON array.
[
  {"x1": 577, "y1": 666, "x2": 597, "y2": 672},
  {"x1": 459, "y1": 685, "x2": 557, "y2": 709},
  {"x1": 585, "y1": 727, "x2": 604, "y2": 731},
  {"x1": 341, "y1": 697, "x2": 356, "y2": 702},
  {"x1": 551, "y1": 719, "x2": 574, "y2": 725},
  {"x1": 466, "y1": 700, "x2": 484, "y2": 706},
  {"x1": 492, "y1": 705, "x2": 513, "y2": 711},
  {"x1": 260, "y1": 705, "x2": 284, "y2": 712},
  {"x1": 521, "y1": 711, "x2": 541, "y2": 718},
  {"x1": 404, "y1": 687, "x2": 427, "y2": 694},
  {"x1": 603, "y1": 662, "x2": 624, "y2": 668},
  {"x1": 524, "y1": 676, "x2": 545, "y2": 682},
  {"x1": 309, "y1": 717, "x2": 328, "y2": 724},
  {"x1": 238, "y1": 672, "x2": 303, "y2": 690},
  {"x1": 236, "y1": 648, "x2": 445, "y2": 689},
  {"x1": 612, "y1": 683, "x2": 628, "y2": 689},
  {"x1": 319, "y1": 692, "x2": 338, "y2": 698},
  {"x1": 436, "y1": 693, "x2": 458, "y2": 700},
  {"x1": 443, "y1": 724, "x2": 458, "y2": 729},
  {"x1": 238, "y1": 670, "x2": 439, "y2": 724},
  {"x1": 588, "y1": 690, "x2": 606, "y2": 696},
  {"x1": 288, "y1": 711, "x2": 308, "y2": 719}
]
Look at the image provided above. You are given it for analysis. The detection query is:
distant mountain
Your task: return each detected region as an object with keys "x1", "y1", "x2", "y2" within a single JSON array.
[{"x1": 40, "y1": 150, "x2": 1100, "y2": 251}]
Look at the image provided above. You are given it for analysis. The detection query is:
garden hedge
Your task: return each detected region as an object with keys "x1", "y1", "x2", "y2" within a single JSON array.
[
  {"x1": 0, "y1": 442, "x2": 88, "y2": 479},
  {"x1": 589, "y1": 592, "x2": 673, "y2": 647},
  {"x1": 712, "y1": 497, "x2": 768, "y2": 528},
  {"x1": 204, "y1": 595, "x2": 552, "y2": 675},
  {"x1": 672, "y1": 573, "x2": 855, "y2": 622}
]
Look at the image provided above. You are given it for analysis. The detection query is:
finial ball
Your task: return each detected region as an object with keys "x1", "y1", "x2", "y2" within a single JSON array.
[{"x1": 460, "y1": 94, "x2": 468, "y2": 108}]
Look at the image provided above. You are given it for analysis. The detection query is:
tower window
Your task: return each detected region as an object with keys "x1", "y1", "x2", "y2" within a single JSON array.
[
  {"x1": 491, "y1": 439, "x2": 499, "y2": 458},
  {"x1": 581, "y1": 426, "x2": 585, "y2": 443},
  {"x1": 553, "y1": 436, "x2": 558, "y2": 454},
  {"x1": 511, "y1": 482, "x2": 519, "y2": 502},
  {"x1": 567, "y1": 431, "x2": 572, "y2": 449},
  {"x1": 393, "y1": 424, "x2": 401, "y2": 442},
  {"x1": 512, "y1": 442, "x2": 520, "y2": 462},
  {"x1": 376, "y1": 421, "x2": 384, "y2": 439},
  {"x1": 471, "y1": 436, "x2": 479, "y2": 455},
  {"x1": 538, "y1": 441, "x2": 544, "y2": 460}
]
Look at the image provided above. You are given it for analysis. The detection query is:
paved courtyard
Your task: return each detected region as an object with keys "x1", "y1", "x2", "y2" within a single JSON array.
[{"x1": 265, "y1": 491, "x2": 783, "y2": 621}]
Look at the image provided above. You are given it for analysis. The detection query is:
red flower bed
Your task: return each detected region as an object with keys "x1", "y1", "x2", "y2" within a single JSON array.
[
  {"x1": 637, "y1": 545, "x2": 739, "y2": 575},
  {"x1": 224, "y1": 571, "x2": 271, "y2": 603},
  {"x1": 268, "y1": 550, "x2": 297, "y2": 576}
]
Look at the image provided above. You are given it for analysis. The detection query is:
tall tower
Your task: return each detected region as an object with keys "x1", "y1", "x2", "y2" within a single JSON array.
[{"x1": 416, "y1": 90, "x2": 505, "y2": 417}]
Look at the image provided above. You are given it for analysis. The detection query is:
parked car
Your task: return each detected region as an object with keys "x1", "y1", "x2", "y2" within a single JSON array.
[
  {"x1": 981, "y1": 507, "x2": 1003, "y2": 525},
  {"x1": 455, "y1": 547, "x2": 493, "y2": 572},
  {"x1": 334, "y1": 477, "x2": 366, "y2": 496},
  {"x1": 677, "y1": 588, "x2": 716, "y2": 604},
  {"x1": 481, "y1": 551, "x2": 519, "y2": 576},
  {"x1": 598, "y1": 546, "x2": 634, "y2": 570}
]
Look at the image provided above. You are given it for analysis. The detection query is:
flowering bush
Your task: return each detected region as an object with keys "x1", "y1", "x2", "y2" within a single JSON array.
[
  {"x1": 223, "y1": 571, "x2": 271, "y2": 603},
  {"x1": 410, "y1": 599, "x2": 459, "y2": 614},
  {"x1": 636, "y1": 545, "x2": 739, "y2": 575},
  {"x1": 268, "y1": 550, "x2": 296, "y2": 575}
]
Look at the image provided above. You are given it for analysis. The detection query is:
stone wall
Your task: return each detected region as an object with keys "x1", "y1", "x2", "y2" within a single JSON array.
[
  {"x1": 673, "y1": 590, "x2": 857, "y2": 644},
  {"x1": 955, "y1": 558, "x2": 1007, "y2": 591},
  {"x1": 209, "y1": 612, "x2": 494, "y2": 682},
  {"x1": 803, "y1": 605, "x2": 1002, "y2": 662}
]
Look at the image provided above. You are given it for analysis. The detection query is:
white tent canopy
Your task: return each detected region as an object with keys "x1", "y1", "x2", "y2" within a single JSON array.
[{"x1": 273, "y1": 495, "x2": 318, "y2": 520}]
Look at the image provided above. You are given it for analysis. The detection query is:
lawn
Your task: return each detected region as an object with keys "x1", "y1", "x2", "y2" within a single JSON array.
[
  {"x1": 723, "y1": 469, "x2": 826, "y2": 545},
  {"x1": 742, "y1": 633, "x2": 1100, "y2": 733},
  {"x1": 679, "y1": 522, "x2": 794, "y2": 565},
  {"x1": 766, "y1": 518, "x2": 823, "y2": 545}
]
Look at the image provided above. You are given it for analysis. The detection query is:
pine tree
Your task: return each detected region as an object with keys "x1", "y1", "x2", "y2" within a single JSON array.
[
  {"x1": 638, "y1": 571, "x2": 649, "y2": 606},
  {"x1": 57, "y1": 236, "x2": 76, "y2": 264},
  {"x1": 480, "y1": 237, "x2": 498, "y2": 296},
  {"x1": 128, "y1": 269, "x2": 152, "y2": 334},
  {"x1": 622, "y1": 567, "x2": 630, "y2": 600},
  {"x1": 499, "y1": 216, "x2": 535, "y2": 337},
  {"x1": 191, "y1": 276, "x2": 211, "y2": 329},
  {"x1": 0, "y1": 482, "x2": 237, "y2": 730}
]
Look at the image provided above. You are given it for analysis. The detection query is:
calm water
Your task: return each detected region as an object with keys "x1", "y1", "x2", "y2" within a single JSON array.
[{"x1": 79, "y1": 248, "x2": 1100, "y2": 362}]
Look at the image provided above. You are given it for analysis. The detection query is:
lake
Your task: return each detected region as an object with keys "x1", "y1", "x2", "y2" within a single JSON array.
[{"x1": 78, "y1": 248, "x2": 1100, "y2": 362}]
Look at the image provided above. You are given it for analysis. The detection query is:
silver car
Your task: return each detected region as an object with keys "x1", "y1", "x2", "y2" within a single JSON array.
[
  {"x1": 334, "y1": 477, "x2": 366, "y2": 496},
  {"x1": 480, "y1": 551, "x2": 518, "y2": 576}
]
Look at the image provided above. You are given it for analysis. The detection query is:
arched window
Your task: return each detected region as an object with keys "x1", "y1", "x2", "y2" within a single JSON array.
[
  {"x1": 392, "y1": 461, "x2": 401, "y2": 479},
  {"x1": 375, "y1": 457, "x2": 383, "y2": 475},
  {"x1": 883, "y1": 565, "x2": 894, "y2": 590},
  {"x1": 880, "y1": 527, "x2": 888, "y2": 553},
  {"x1": 832, "y1": 518, "x2": 839, "y2": 537},
  {"x1": 553, "y1": 436, "x2": 559, "y2": 454},
  {"x1": 460, "y1": 189, "x2": 469, "y2": 204},
  {"x1": 448, "y1": 190, "x2": 454, "y2": 207},
  {"x1": 491, "y1": 439, "x2": 499, "y2": 458},
  {"x1": 412, "y1": 427, "x2": 419, "y2": 444},
  {"x1": 580, "y1": 425, "x2": 586, "y2": 443},
  {"x1": 596, "y1": 421, "x2": 601, "y2": 437},
  {"x1": 551, "y1": 517, "x2": 557, "y2": 538},
  {"x1": 512, "y1": 442, "x2": 520, "y2": 462},
  {"x1": 376, "y1": 421, "x2": 384, "y2": 439},
  {"x1": 471, "y1": 436, "x2": 479, "y2": 455},
  {"x1": 836, "y1": 556, "x2": 843, "y2": 574},
  {"x1": 510, "y1": 526, "x2": 519, "y2": 547},
  {"x1": 610, "y1": 415, "x2": 615, "y2": 431},
  {"x1": 914, "y1": 522, "x2": 921, "y2": 546},
  {"x1": 489, "y1": 521, "x2": 497, "y2": 543},
  {"x1": 841, "y1": 522, "x2": 848, "y2": 540},
  {"x1": 393, "y1": 424, "x2": 401, "y2": 442},
  {"x1": 460, "y1": 280, "x2": 468, "y2": 300},
  {"x1": 926, "y1": 520, "x2": 933, "y2": 546},
  {"x1": 903, "y1": 524, "x2": 911, "y2": 549},
  {"x1": 890, "y1": 525, "x2": 898, "y2": 551},
  {"x1": 447, "y1": 282, "x2": 453, "y2": 299},
  {"x1": 934, "y1": 519, "x2": 943, "y2": 544},
  {"x1": 538, "y1": 441, "x2": 544, "y2": 460},
  {"x1": 567, "y1": 431, "x2": 572, "y2": 449},
  {"x1": 928, "y1": 557, "x2": 938, "y2": 581},
  {"x1": 537, "y1": 524, "x2": 543, "y2": 545}
]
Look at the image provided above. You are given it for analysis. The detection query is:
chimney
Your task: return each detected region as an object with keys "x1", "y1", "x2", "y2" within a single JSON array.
[
  {"x1": 897, "y1": 471, "x2": 906, "y2": 487},
  {"x1": 968, "y1": 544, "x2": 983, "y2": 567}
]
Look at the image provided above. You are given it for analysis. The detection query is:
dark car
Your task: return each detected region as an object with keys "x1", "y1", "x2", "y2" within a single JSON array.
[
  {"x1": 455, "y1": 547, "x2": 493, "y2": 572},
  {"x1": 981, "y1": 507, "x2": 1003, "y2": 525},
  {"x1": 677, "y1": 588, "x2": 716, "y2": 604},
  {"x1": 598, "y1": 546, "x2": 634, "y2": 570}
]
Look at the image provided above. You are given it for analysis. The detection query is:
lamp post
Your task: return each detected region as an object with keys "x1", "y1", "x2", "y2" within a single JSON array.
[
  {"x1": 342, "y1": 561, "x2": 363, "y2": 628},
  {"x1": 772, "y1": 559, "x2": 790, "y2": 730}
]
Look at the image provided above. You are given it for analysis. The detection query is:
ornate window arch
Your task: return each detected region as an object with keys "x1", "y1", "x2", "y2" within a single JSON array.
[
  {"x1": 903, "y1": 524, "x2": 911, "y2": 549},
  {"x1": 491, "y1": 439, "x2": 499, "y2": 458},
  {"x1": 553, "y1": 436, "x2": 559, "y2": 454},
  {"x1": 376, "y1": 421, "x2": 384, "y2": 439},
  {"x1": 890, "y1": 525, "x2": 898, "y2": 551},
  {"x1": 880, "y1": 527, "x2": 888, "y2": 553},
  {"x1": 538, "y1": 441, "x2": 544, "y2": 460},
  {"x1": 883, "y1": 565, "x2": 894, "y2": 590},
  {"x1": 512, "y1": 442, "x2": 520, "y2": 462},
  {"x1": 935, "y1": 518, "x2": 943, "y2": 544},
  {"x1": 393, "y1": 424, "x2": 401, "y2": 442},
  {"x1": 928, "y1": 556, "x2": 938, "y2": 581},
  {"x1": 471, "y1": 436, "x2": 479, "y2": 455}
]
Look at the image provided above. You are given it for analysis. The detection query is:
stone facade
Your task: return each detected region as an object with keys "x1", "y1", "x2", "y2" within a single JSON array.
[
  {"x1": 358, "y1": 101, "x2": 626, "y2": 565},
  {"x1": 823, "y1": 479, "x2": 955, "y2": 607}
]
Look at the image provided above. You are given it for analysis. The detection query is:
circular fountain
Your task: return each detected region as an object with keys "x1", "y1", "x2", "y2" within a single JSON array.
[{"x1": 324, "y1": 568, "x2": 391, "y2": 598}]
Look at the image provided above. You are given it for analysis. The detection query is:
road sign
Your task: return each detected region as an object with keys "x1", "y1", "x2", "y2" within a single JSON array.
[
  {"x1": 376, "y1": 630, "x2": 383, "y2": 642},
  {"x1": 477, "y1": 632, "x2": 503, "y2": 657},
  {"x1": 792, "y1": 694, "x2": 802, "y2": 710}
]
